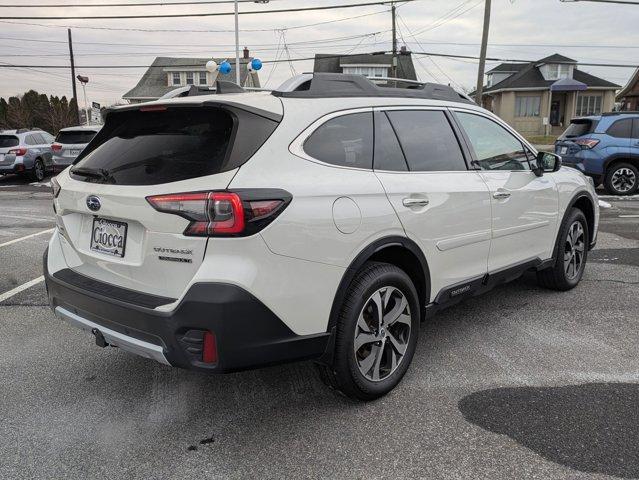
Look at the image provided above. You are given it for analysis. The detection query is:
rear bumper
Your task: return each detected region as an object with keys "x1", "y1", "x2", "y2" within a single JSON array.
[{"x1": 44, "y1": 248, "x2": 330, "y2": 373}]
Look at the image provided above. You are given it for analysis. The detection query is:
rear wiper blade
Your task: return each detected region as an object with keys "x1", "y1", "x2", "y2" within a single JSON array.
[{"x1": 70, "y1": 167, "x2": 111, "y2": 180}]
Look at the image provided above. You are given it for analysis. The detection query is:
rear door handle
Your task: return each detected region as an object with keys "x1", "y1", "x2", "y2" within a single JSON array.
[
  {"x1": 402, "y1": 198, "x2": 429, "y2": 207},
  {"x1": 493, "y1": 191, "x2": 511, "y2": 199}
]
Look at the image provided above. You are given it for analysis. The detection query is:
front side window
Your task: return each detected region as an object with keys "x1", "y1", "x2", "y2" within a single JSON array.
[
  {"x1": 607, "y1": 118, "x2": 632, "y2": 138},
  {"x1": 576, "y1": 95, "x2": 602, "y2": 116},
  {"x1": 172, "y1": 72, "x2": 180, "y2": 86},
  {"x1": 455, "y1": 112, "x2": 531, "y2": 171},
  {"x1": 386, "y1": 110, "x2": 466, "y2": 172},
  {"x1": 304, "y1": 112, "x2": 373, "y2": 169},
  {"x1": 515, "y1": 96, "x2": 541, "y2": 117},
  {"x1": 199, "y1": 72, "x2": 207, "y2": 85},
  {"x1": 186, "y1": 72, "x2": 194, "y2": 85}
]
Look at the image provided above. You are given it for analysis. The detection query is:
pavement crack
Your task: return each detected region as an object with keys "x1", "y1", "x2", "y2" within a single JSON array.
[{"x1": 583, "y1": 279, "x2": 639, "y2": 285}]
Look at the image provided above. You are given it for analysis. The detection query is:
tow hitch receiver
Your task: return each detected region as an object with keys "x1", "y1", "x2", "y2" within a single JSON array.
[{"x1": 92, "y1": 328, "x2": 109, "y2": 348}]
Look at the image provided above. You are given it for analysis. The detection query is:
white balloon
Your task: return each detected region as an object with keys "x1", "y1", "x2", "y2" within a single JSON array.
[{"x1": 205, "y1": 60, "x2": 218, "y2": 73}]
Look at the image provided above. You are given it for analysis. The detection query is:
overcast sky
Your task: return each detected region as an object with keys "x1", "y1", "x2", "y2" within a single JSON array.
[{"x1": 0, "y1": 0, "x2": 637, "y2": 107}]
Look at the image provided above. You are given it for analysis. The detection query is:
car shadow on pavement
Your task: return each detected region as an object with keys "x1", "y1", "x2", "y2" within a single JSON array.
[{"x1": 458, "y1": 383, "x2": 639, "y2": 479}]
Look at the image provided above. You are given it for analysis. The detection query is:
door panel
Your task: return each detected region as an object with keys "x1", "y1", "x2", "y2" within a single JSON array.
[
  {"x1": 479, "y1": 171, "x2": 558, "y2": 270},
  {"x1": 376, "y1": 171, "x2": 492, "y2": 301}
]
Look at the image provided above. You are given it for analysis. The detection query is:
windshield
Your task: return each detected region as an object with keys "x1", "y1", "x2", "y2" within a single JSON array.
[
  {"x1": 560, "y1": 119, "x2": 597, "y2": 139},
  {"x1": 56, "y1": 130, "x2": 98, "y2": 145},
  {"x1": 0, "y1": 136, "x2": 19, "y2": 148}
]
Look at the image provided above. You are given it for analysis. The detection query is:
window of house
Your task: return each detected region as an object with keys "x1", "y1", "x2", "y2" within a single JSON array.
[
  {"x1": 546, "y1": 64, "x2": 570, "y2": 80},
  {"x1": 515, "y1": 96, "x2": 541, "y2": 117},
  {"x1": 186, "y1": 72, "x2": 194, "y2": 85},
  {"x1": 172, "y1": 72, "x2": 181, "y2": 86},
  {"x1": 455, "y1": 112, "x2": 531, "y2": 171},
  {"x1": 386, "y1": 110, "x2": 467, "y2": 172},
  {"x1": 576, "y1": 95, "x2": 603, "y2": 116},
  {"x1": 304, "y1": 112, "x2": 373, "y2": 169},
  {"x1": 342, "y1": 66, "x2": 389, "y2": 78},
  {"x1": 199, "y1": 72, "x2": 207, "y2": 85}
]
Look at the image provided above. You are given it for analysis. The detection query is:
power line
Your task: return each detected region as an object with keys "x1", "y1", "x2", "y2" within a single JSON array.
[
  {"x1": 0, "y1": 0, "x2": 417, "y2": 20},
  {"x1": 0, "y1": 0, "x2": 283, "y2": 7}
]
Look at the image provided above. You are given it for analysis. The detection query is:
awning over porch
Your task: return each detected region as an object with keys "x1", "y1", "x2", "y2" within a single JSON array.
[{"x1": 550, "y1": 78, "x2": 587, "y2": 92}]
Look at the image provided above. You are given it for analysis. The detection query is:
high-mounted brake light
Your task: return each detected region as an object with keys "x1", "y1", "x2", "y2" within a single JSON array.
[
  {"x1": 146, "y1": 189, "x2": 290, "y2": 237},
  {"x1": 51, "y1": 143, "x2": 63, "y2": 152},
  {"x1": 139, "y1": 105, "x2": 168, "y2": 112},
  {"x1": 575, "y1": 138, "x2": 599, "y2": 149},
  {"x1": 8, "y1": 147, "x2": 27, "y2": 156}
]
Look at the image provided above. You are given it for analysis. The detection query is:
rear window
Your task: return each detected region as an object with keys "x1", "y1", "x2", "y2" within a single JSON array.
[
  {"x1": 0, "y1": 136, "x2": 19, "y2": 148},
  {"x1": 71, "y1": 106, "x2": 279, "y2": 185},
  {"x1": 560, "y1": 119, "x2": 597, "y2": 139},
  {"x1": 56, "y1": 130, "x2": 98, "y2": 145}
]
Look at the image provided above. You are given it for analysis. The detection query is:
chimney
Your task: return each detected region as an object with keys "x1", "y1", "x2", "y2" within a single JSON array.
[
  {"x1": 400, "y1": 45, "x2": 408, "y2": 54},
  {"x1": 243, "y1": 47, "x2": 250, "y2": 59}
]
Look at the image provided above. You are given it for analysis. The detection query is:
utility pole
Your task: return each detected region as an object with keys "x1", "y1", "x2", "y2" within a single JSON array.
[
  {"x1": 391, "y1": 3, "x2": 397, "y2": 78},
  {"x1": 234, "y1": 0, "x2": 241, "y2": 86},
  {"x1": 474, "y1": 0, "x2": 491, "y2": 105},
  {"x1": 67, "y1": 28, "x2": 80, "y2": 124}
]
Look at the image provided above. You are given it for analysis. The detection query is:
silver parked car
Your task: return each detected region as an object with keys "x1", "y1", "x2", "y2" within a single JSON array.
[
  {"x1": 0, "y1": 129, "x2": 55, "y2": 181},
  {"x1": 52, "y1": 126, "x2": 101, "y2": 172}
]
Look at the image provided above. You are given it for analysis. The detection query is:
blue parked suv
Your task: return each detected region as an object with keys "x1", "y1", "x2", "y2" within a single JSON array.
[{"x1": 555, "y1": 112, "x2": 639, "y2": 195}]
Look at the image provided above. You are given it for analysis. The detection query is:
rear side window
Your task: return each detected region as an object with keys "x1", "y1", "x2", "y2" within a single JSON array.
[
  {"x1": 455, "y1": 112, "x2": 530, "y2": 171},
  {"x1": 0, "y1": 136, "x2": 18, "y2": 148},
  {"x1": 304, "y1": 112, "x2": 373, "y2": 169},
  {"x1": 56, "y1": 130, "x2": 98, "y2": 145},
  {"x1": 25, "y1": 134, "x2": 39, "y2": 146},
  {"x1": 607, "y1": 118, "x2": 632, "y2": 138},
  {"x1": 374, "y1": 111, "x2": 408, "y2": 171},
  {"x1": 560, "y1": 119, "x2": 596, "y2": 139},
  {"x1": 386, "y1": 110, "x2": 466, "y2": 172},
  {"x1": 72, "y1": 106, "x2": 279, "y2": 185}
]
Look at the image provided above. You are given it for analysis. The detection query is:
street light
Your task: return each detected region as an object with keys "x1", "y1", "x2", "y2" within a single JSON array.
[
  {"x1": 76, "y1": 74, "x2": 89, "y2": 126},
  {"x1": 235, "y1": 0, "x2": 269, "y2": 86}
]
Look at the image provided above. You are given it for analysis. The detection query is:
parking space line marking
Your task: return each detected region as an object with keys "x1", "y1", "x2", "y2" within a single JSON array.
[
  {"x1": 0, "y1": 276, "x2": 44, "y2": 303},
  {"x1": 0, "y1": 228, "x2": 55, "y2": 248},
  {"x1": 619, "y1": 214, "x2": 639, "y2": 218},
  {"x1": 0, "y1": 213, "x2": 55, "y2": 222}
]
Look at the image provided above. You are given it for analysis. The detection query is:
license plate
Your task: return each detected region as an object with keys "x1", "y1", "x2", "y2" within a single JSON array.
[
  {"x1": 70, "y1": 149, "x2": 81, "y2": 156},
  {"x1": 90, "y1": 218, "x2": 127, "y2": 258},
  {"x1": 560, "y1": 147, "x2": 568, "y2": 154}
]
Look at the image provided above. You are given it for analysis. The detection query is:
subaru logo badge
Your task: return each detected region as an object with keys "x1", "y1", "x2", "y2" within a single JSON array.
[{"x1": 86, "y1": 195, "x2": 101, "y2": 212}]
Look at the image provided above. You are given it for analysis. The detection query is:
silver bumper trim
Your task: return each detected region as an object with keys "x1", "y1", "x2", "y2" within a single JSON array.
[{"x1": 54, "y1": 306, "x2": 171, "y2": 365}]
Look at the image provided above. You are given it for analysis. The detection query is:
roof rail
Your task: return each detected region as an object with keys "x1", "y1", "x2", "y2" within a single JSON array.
[
  {"x1": 602, "y1": 111, "x2": 639, "y2": 116},
  {"x1": 271, "y1": 73, "x2": 474, "y2": 104},
  {"x1": 160, "y1": 81, "x2": 246, "y2": 99}
]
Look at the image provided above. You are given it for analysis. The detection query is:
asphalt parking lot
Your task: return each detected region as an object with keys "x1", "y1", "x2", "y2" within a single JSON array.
[{"x1": 0, "y1": 173, "x2": 637, "y2": 480}]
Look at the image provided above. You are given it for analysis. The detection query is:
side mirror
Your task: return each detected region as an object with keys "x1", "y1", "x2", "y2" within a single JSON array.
[{"x1": 533, "y1": 152, "x2": 562, "y2": 176}]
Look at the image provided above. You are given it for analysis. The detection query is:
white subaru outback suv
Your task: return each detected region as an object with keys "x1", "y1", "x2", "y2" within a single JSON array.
[{"x1": 45, "y1": 74, "x2": 598, "y2": 400}]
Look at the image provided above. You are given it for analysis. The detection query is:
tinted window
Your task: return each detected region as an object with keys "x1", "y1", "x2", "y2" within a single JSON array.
[
  {"x1": 56, "y1": 130, "x2": 98, "y2": 145},
  {"x1": 32, "y1": 133, "x2": 45, "y2": 144},
  {"x1": 0, "y1": 136, "x2": 19, "y2": 148},
  {"x1": 456, "y1": 112, "x2": 530, "y2": 171},
  {"x1": 374, "y1": 112, "x2": 407, "y2": 171},
  {"x1": 560, "y1": 119, "x2": 596, "y2": 139},
  {"x1": 633, "y1": 119, "x2": 639, "y2": 139},
  {"x1": 607, "y1": 118, "x2": 632, "y2": 138},
  {"x1": 73, "y1": 108, "x2": 234, "y2": 185},
  {"x1": 24, "y1": 135, "x2": 38, "y2": 146},
  {"x1": 386, "y1": 110, "x2": 466, "y2": 171},
  {"x1": 304, "y1": 112, "x2": 373, "y2": 169}
]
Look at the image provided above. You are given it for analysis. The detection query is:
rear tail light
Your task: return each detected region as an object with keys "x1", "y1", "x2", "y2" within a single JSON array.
[
  {"x1": 51, "y1": 143, "x2": 63, "y2": 152},
  {"x1": 8, "y1": 147, "x2": 27, "y2": 156},
  {"x1": 146, "y1": 189, "x2": 291, "y2": 237},
  {"x1": 575, "y1": 138, "x2": 599, "y2": 149}
]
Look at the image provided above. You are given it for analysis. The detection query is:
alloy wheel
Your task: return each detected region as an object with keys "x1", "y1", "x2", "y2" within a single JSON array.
[
  {"x1": 353, "y1": 286, "x2": 411, "y2": 382},
  {"x1": 611, "y1": 167, "x2": 636, "y2": 193},
  {"x1": 35, "y1": 161, "x2": 44, "y2": 181},
  {"x1": 564, "y1": 221, "x2": 585, "y2": 280}
]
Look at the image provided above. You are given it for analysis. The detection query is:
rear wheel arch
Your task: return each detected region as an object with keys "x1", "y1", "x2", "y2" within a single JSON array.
[
  {"x1": 604, "y1": 156, "x2": 638, "y2": 172},
  {"x1": 328, "y1": 236, "x2": 431, "y2": 332}
]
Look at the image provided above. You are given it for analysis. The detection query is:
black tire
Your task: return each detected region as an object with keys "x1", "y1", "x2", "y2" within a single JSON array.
[
  {"x1": 537, "y1": 208, "x2": 589, "y2": 291},
  {"x1": 30, "y1": 158, "x2": 45, "y2": 182},
  {"x1": 317, "y1": 261, "x2": 420, "y2": 401},
  {"x1": 604, "y1": 162, "x2": 638, "y2": 196}
]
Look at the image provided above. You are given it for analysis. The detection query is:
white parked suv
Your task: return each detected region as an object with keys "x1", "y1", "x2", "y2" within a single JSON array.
[{"x1": 44, "y1": 74, "x2": 599, "y2": 400}]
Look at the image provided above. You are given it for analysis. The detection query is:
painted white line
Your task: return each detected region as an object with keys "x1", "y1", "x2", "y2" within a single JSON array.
[
  {"x1": 0, "y1": 276, "x2": 44, "y2": 303},
  {"x1": 619, "y1": 214, "x2": 639, "y2": 218},
  {"x1": 0, "y1": 228, "x2": 55, "y2": 248},
  {"x1": 598, "y1": 200, "x2": 612, "y2": 209},
  {"x1": 0, "y1": 213, "x2": 54, "y2": 222}
]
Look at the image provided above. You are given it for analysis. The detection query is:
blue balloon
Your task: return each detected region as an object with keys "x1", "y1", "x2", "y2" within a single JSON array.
[
  {"x1": 219, "y1": 61, "x2": 232, "y2": 75},
  {"x1": 250, "y1": 58, "x2": 263, "y2": 71}
]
